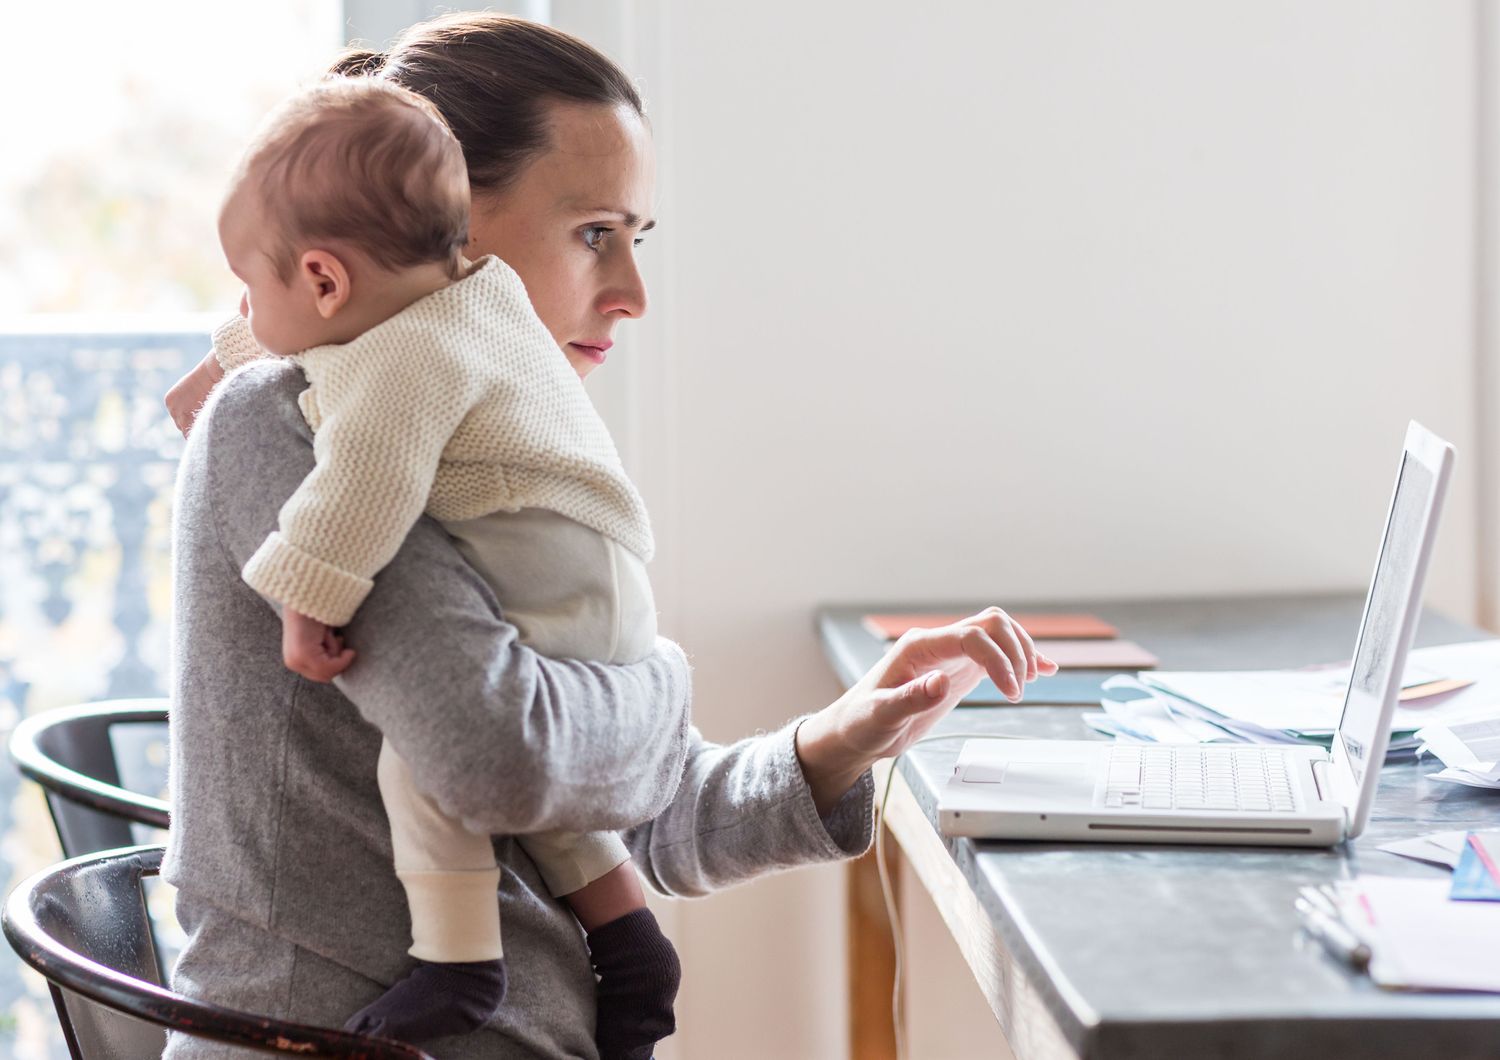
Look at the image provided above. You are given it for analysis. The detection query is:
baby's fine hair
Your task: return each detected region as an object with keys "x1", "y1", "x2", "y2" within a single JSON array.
[{"x1": 231, "y1": 78, "x2": 470, "y2": 281}]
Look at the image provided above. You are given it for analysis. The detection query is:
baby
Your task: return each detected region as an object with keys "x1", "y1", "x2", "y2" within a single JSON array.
[{"x1": 167, "y1": 78, "x2": 679, "y2": 1057}]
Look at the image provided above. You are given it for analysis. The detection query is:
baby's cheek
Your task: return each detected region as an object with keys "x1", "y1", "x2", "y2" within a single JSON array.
[{"x1": 245, "y1": 315, "x2": 284, "y2": 358}]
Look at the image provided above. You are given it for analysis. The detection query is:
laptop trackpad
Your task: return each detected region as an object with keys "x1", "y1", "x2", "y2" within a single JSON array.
[{"x1": 963, "y1": 760, "x2": 1096, "y2": 803}]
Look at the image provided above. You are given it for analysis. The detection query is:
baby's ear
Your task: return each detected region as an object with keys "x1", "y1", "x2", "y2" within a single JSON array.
[{"x1": 299, "y1": 250, "x2": 352, "y2": 319}]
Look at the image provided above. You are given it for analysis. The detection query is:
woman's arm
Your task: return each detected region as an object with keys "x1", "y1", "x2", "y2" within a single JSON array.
[
  {"x1": 198, "y1": 361, "x2": 692, "y2": 835},
  {"x1": 622, "y1": 722, "x2": 873, "y2": 898},
  {"x1": 625, "y1": 611, "x2": 1054, "y2": 895}
]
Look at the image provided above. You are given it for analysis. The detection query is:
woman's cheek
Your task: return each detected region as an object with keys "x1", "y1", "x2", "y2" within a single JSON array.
[{"x1": 535, "y1": 290, "x2": 574, "y2": 349}]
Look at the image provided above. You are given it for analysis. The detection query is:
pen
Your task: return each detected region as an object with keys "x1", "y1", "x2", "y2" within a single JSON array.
[
  {"x1": 1294, "y1": 893, "x2": 1372, "y2": 972},
  {"x1": 1299, "y1": 885, "x2": 1342, "y2": 920}
]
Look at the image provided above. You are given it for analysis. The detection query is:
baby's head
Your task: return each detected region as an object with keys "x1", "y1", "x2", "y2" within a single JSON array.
[{"x1": 219, "y1": 78, "x2": 470, "y2": 356}]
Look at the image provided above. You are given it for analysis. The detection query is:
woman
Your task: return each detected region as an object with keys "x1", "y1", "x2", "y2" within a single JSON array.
[{"x1": 164, "y1": 13, "x2": 1051, "y2": 1058}]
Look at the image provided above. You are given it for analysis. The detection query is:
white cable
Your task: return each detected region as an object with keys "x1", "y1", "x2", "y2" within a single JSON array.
[{"x1": 875, "y1": 732, "x2": 1034, "y2": 1060}]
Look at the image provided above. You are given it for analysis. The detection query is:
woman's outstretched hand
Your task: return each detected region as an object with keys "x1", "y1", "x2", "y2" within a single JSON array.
[{"x1": 795, "y1": 608, "x2": 1059, "y2": 815}]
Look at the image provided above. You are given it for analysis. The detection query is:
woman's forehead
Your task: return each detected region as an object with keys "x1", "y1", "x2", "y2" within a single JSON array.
[
  {"x1": 530, "y1": 101, "x2": 655, "y2": 215},
  {"x1": 545, "y1": 99, "x2": 648, "y2": 156}
]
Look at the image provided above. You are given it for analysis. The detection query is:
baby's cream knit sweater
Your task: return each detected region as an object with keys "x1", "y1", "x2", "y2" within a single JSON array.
[{"x1": 214, "y1": 255, "x2": 653, "y2": 627}]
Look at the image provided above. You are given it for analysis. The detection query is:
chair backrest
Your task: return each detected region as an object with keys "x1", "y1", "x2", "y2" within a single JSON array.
[
  {"x1": 4, "y1": 845, "x2": 432, "y2": 1060},
  {"x1": 9, "y1": 700, "x2": 171, "y2": 857}
]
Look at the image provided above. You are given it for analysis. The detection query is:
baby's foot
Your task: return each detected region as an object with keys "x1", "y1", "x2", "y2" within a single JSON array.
[
  {"x1": 588, "y1": 909, "x2": 681, "y2": 1060},
  {"x1": 345, "y1": 958, "x2": 507, "y2": 1044}
]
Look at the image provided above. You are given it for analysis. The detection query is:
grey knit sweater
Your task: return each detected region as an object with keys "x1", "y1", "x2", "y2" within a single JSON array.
[{"x1": 163, "y1": 362, "x2": 875, "y2": 1059}]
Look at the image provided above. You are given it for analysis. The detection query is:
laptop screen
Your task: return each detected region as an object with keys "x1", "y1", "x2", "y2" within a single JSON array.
[{"x1": 1334, "y1": 452, "x2": 1435, "y2": 792}]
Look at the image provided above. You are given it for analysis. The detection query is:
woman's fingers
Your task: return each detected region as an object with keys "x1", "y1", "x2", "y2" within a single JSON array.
[
  {"x1": 963, "y1": 610, "x2": 1030, "y2": 697},
  {"x1": 961, "y1": 606, "x2": 1058, "y2": 684},
  {"x1": 873, "y1": 668, "x2": 946, "y2": 717},
  {"x1": 958, "y1": 624, "x2": 1021, "y2": 701},
  {"x1": 874, "y1": 607, "x2": 1053, "y2": 710},
  {"x1": 1008, "y1": 617, "x2": 1050, "y2": 680},
  {"x1": 1014, "y1": 622, "x2": 1037, "y2": 681}
]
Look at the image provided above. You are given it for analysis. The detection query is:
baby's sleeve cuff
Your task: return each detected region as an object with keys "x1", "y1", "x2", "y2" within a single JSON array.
[
  {"x1": 212, "y1": 316, "x2": 266, "y2": 373},
  {"x1": 242, "y1": 531, "x2": 373, "y2": 627}
]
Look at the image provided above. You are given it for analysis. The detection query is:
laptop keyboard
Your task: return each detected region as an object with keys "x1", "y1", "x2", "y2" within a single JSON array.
[{"x1": 1103, "y1": 745, "x2": 1298, "y2": 812}]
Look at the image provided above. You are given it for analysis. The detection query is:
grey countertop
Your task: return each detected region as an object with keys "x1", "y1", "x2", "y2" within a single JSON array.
[{"x1": 818, "y1": 594, "x2": 1500, "y2": 1059}]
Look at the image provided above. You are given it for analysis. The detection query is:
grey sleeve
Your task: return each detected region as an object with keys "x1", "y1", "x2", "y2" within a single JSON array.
[
  {"x1": 622, "y1": 718, "x2": 875, "y2": 898},
  {"x1": 200, "y1": 363, "x2": 691, "y2": 835}
]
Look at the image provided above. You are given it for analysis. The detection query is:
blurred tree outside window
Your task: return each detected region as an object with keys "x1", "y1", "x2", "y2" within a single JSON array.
[
  {"x1": 0, "y1": 6, "x2": 344, "y2": 1055},
  {"x1": 1, "y1": 0, "x2": 344, "y2": 316}
]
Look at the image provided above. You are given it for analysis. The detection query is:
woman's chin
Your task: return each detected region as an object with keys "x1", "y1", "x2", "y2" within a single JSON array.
[{"x1": 565, "y1": 344, "x2": 606, "y2": 378}]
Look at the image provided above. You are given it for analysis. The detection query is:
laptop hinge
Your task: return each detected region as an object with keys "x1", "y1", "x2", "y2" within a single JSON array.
[{"x1": 1311, "y1": 758, "x2": 1330, "y2": 803}]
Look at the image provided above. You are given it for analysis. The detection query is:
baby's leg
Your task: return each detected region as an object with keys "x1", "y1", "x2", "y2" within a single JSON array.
[
  {"x1": 520, "y1": 831, "x2": 681, "y2": 1060},
  {"x1": 344, "y1": 739, "x2": 508, "y2": 1044}
]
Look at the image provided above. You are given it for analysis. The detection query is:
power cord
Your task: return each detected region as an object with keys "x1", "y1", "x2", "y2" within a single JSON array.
[{"x1": 875, "y1": 732, "x2": 1034, "y2": 1060}]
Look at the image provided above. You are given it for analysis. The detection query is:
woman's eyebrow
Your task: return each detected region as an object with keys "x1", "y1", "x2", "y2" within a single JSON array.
[{"x1": 572, "y1": 206, "x2": 657, "y2": 231}]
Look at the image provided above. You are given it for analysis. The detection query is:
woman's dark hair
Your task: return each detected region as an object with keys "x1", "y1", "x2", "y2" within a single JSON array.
[{"x1": 329, "y1": 14, "x2": 644, "y2": 195}]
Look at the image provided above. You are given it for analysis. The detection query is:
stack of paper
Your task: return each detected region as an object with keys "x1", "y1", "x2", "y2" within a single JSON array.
[
  {"x1": 1086, "y1": 640, "x2": 1500, "y2": 758},
  {"x1": 1336, "y1": 876, "x2": 1500, "y2": 992},
  {"x1": 1414, "y1": 718, "x2": 1500, "y2": 789},
  {"x1": 862, "y1": 612, "x2": 1160, "y2": 672},
  {"x1": 862, "y1": 612, "x2": 1119, "y2": 642}
]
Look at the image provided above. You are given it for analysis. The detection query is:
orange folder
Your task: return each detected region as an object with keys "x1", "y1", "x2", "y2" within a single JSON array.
[
  {"x1": 862, "y1": 612, "x2": 1119, "y2": 642},
  {"x1": 1029, "y1": 639, "x2": 1159, "y2": 670}
]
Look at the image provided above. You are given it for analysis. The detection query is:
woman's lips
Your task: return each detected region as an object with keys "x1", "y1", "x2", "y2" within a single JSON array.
[{"x1": 568, "y1": 340, "x2": 611, "y2": 365}]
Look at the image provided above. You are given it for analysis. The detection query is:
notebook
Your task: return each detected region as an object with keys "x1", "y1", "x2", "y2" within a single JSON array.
[
  {"x1": 1033, "y1": 639, "x2": 1158, "y2": 670},
  {"x1": 862, "y1": 612, "x2": 1118, "y2": 641}
]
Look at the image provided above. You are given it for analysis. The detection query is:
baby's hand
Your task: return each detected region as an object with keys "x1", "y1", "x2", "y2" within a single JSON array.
[
  {"x1": 282, "y1": 608, "x2": 356, "y2": 682},
  {"x1": 165, "y1": 351, "x2": 226, "y2": 438}
]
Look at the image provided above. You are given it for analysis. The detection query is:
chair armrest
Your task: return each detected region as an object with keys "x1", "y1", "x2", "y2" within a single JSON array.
[
  {"x1": 3, "y1": 846, "x2": 431, "y2": 1059},
  {"x1": 9, "y1": 700, "x2": 171, "y2": 830}
]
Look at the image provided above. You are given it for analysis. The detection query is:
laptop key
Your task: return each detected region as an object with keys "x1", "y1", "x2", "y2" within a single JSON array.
[{"x1": 1108, "y1": 744, "x2": 1306, "y2": 815}]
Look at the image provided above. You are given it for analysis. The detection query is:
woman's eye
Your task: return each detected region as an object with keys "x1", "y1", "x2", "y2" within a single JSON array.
[{"x1": 584, "y1": 226, "x2": 647, "y2": 251}]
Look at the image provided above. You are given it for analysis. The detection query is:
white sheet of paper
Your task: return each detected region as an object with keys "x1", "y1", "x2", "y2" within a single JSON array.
[
  {"x1": 1417, "y1": 718, "x2": 1500, "y2": 774},
  {"x1": 1143, "y1": 640, "x2": 1500, "y2": 736},
  {"x1": 1426, "y1": 766, "x2": 1500, "y2": 790},
  {"x1": 1100, "y1": 692, "x2": 1227, "y2": 744},
  {"x1": 1339, "y1": 876, "x2": 1500, "y2": 992},
  {"x1": 1377, "y1": 831, "x2": 1469, "y2": 868},
  {"x1": 1082, "y1": 712, "x2": 1134, "y2": 740}
]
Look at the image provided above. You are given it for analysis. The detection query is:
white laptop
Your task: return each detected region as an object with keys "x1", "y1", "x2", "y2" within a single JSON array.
[{"x1": 939, "y1": 421, "x2": 1453, "y2": 847}]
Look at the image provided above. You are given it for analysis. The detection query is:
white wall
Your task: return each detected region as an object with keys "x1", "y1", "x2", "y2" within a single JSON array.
[
  {"x1": 343, "y1": 0, "x2": 551, "y2": 48},
  {"x1": 581, "y1": 2, "x2": 1481, "y2": 1056}
]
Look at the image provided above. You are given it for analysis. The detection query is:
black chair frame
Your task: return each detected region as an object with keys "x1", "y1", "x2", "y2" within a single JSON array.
[
  {"x1": 4, "y1": 845, "x2": 430, "y2": 1059},
  {"x1": 9, "y1": 699, "x2": 171, "y2": 857}
]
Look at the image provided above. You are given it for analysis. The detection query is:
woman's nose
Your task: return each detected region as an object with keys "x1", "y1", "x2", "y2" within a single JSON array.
[{"x1": 598, "y1": 253, "x2": 648, "y2": 319}]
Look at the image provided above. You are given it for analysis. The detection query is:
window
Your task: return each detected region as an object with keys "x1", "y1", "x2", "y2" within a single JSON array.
[
  {"x1": 1, "y1": 0, "x2": 344, "y2": 316},
  {"x1": 1, "y1": 6, "x2": 343, "y2": 1054}
]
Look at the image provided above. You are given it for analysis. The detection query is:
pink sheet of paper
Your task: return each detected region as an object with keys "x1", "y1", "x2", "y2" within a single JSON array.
[{"x1": 1031, "y1": 639, "x2": 1159, "y2": 670}]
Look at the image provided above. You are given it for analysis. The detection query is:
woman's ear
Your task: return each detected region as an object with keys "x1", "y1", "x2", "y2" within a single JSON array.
[{"x1": 298, "y1": 250, "x2": 352, "y2": 319}]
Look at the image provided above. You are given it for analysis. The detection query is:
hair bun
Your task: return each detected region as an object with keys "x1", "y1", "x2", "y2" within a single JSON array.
[{"x1": 328, "y1": 48, "x2": 386, "y2": 78}]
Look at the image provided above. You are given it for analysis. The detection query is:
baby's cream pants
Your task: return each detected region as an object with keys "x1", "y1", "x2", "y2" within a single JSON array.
[{"x1": 380, "y1": 507, "x2": 657, "y2": 962}]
